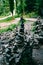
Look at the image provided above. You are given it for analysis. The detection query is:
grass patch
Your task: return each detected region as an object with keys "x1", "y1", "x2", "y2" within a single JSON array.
[
  {"x1": 0, "y1": 14, "x2": 20, "y2": 23},
  {"x1": 14, "y1": 14, "x2": 20, "y2": 18},
  {"x1": 0, "y1": 12, "x2": 10, "y2": 18},
  {"x1": 0, "y1": 24, "x2": 17, "y2": 34},
  {"x1": 0, "y1": 16, "x2": 15, "y2": 23}
]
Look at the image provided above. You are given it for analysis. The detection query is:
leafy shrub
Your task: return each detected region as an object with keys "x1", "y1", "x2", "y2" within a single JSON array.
[{"x1": 26, "y1": 12, "x2": 38, "y2": 18}]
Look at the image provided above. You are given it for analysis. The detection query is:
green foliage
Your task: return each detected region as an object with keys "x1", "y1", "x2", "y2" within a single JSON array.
[
  {"x1": 0, "y1": 0, "x2": 43, "y2": 17},
  {"x1": 0, "y1": 12, "x2": 10, "y2": 17},
  {"x1": 25, "y1": 0, "x2": 36, "y2": 13},
  {"x1": 9, "y1": 0, "x2": 14, "y2": 16},
  {"x1": 0, "y1": 0, "x2": 10, "y2": 15},
  {"x1": 15, "y1": 0, "x2": 43, "y2": 16},
  {"x1": 14, "y1": 14, "x2": 20, "y2": 18},
  {"x1": 25, "y1": 12, "x2": 38, "y2": 18},
  {"x1": 16, "y1": 0, "x2": 36, "y2": 14},
  {"x1": 35, "y1": 0, "x2": 43, "y2": 16},
  {"x1": 16, "y1": 0, "x2": 26, "y2": 14}
]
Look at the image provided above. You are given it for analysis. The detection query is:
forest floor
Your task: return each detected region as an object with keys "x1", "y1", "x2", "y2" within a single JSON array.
[
  {"x1": 0, "y1": 18, "x2": 20, "y2": 29},
  {"x1": 0, "y1": 18, "x2": 37, "y2": 29},
  {"x1": 0, "y1": 14, "x2": 43, "y2": 29}
]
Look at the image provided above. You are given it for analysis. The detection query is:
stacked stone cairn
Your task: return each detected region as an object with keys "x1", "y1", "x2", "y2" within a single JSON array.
[
  {"x1": 0, "y1": 17, "x2": 38, "y2": 65},
  {"x1": 33, "y1": 16, "x2": 43, "y2": 45}
]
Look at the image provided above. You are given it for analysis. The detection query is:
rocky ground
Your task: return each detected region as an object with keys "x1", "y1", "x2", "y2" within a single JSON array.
[
  {"x1": 0, "y1": 21, "x2": 43, "y2": 65},
  {"x1": 33, "y1": 46, "x2": 43, "y2": 65},
  {"x1": 0, "y1": 21, "x2": 33, "y2": 44}
]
